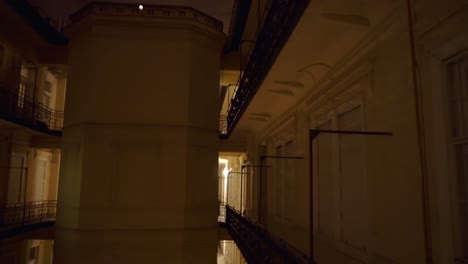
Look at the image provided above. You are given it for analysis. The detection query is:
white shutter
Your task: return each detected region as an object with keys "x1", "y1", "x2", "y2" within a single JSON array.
[
  {"x1": 34, "y1": 159, "x2": 49, "y2": 201},
  {"x1": 275, "y1": 145, "x2": 284, "y2": 218},
  {"x1": 7, "y1": 153, "x2": 26, "y2": 204},
  {"x1": 338, "y1": 106, "x2": 367, "y2": 250},
  {"x1": 317, "y1": 121, "x2": 335, "y2": 238}
]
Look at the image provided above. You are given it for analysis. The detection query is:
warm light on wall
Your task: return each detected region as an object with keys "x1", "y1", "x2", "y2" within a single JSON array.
[
  {"x1": 222, "y1": 166, "x2": 229, "y2": 177},
  {"x1": 219, "y1": 158, "x2": 229, "y2": 177}
]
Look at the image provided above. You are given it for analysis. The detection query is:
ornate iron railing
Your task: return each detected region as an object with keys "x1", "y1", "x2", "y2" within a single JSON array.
[
  {"x1": 225, "y1": 205, "x2": 309, "y2": 263},
  {"x1": 218, "y1": 202, "x2": 227, "y2": 223},
  {"x1": 220, "y1": 114, "x2": 228, "y2": 136},
  {"x1": 0, "y1": 87, "x2": 63, "y2": 135},
  {"x1": 222, "y1": 0, "x2": 310, "y2": 138},
  {"x1": 5, "y1": 0, "x2": 68, "y2": 45},
  {"x1": 0, "y1": 200, "x2": 57, "y2": 233}
]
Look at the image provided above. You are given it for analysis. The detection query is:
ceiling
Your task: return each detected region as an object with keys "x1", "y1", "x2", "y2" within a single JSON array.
[
  {"x1": 233, "y1": 0, "x2": 398, "y2": 135},
  {"x1": 28, "y1": 0, "x2": 235, "y2": 33}
]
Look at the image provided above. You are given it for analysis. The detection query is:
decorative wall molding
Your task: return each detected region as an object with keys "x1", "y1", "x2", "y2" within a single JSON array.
[
  {"x1": 263, "y1": 115, "x2": 296, "y2": 146},
  {"x1": 257, "y1": 4, "x2": 403, "y2": 140},
  {"x1": 69, "y1": 2, "x2": 223, "y2": 32},
  {"x1": 416, "y1": 7, "x2": 468, "y2": 262}
]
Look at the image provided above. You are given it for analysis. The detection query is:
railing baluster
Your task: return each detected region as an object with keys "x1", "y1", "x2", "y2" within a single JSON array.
[
  {"x1": 220, "y1": 0, "x2": 310, "y2": 138},
  {"x1": 41, "y1": 202, "x2": 44, "y2": 223},
  {"x1": 225, "y1": 205, "x2": 309, "y2": 263},
  {"x1": 0, "y1": 86, "x2": 64, "y2": 135},
  {"x1": 0, "y1": 200, "x2": 57, "y2": 234}
]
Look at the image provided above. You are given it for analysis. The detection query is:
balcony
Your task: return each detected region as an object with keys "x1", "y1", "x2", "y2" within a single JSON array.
[
  {"x1": 220, "y1": 0, "x2": 310, "y2": 138},
  {"x1": 0, "y1": 200, "x2": 57, "y2": 236},
  {"x1": 0, "y1": 87, "x2": 64, "y2": 136},
  {"x1": 224, "y1": 205, "x2": 310, "y2": 263}
]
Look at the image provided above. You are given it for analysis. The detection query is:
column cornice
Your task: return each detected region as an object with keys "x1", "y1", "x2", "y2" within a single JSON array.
[{"x1": 69, "y1": 2, "x2": 223, "y2": 33}]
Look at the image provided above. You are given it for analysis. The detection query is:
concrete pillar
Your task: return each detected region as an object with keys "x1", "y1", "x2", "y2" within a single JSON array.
[{"x1": 55, "y1": 4, "x2": 224, "y2": 263}]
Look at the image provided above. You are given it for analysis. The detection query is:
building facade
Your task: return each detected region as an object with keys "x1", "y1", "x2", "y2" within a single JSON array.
[{"x1": 0, "y1": 0, "x2": 467, "y2": 263}]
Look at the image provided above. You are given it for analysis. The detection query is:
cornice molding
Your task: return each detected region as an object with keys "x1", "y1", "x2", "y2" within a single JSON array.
[
  {"x1": 69, "y1": 2, "x2": 223, "y2": 33},
  {"x1": 257, "y1": 5, "x2": 403, "y2": 140}
]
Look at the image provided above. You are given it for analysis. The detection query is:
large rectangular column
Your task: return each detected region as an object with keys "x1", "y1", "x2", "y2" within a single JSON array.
[{"x1": 55, "y1": 4, "x2": 224, "y2": 263}]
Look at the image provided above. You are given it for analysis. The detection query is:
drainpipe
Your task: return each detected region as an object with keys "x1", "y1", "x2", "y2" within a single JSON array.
[{"x1": 406, "y1": 0, "x2": 433, "y2": 263}]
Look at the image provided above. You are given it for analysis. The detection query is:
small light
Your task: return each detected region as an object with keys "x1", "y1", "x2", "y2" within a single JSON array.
[{"x1": 138, "y1": 5, "x2": 144, "y2": 10}]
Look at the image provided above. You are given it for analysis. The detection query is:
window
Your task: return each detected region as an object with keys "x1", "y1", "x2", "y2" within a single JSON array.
[
  {"x1": 315, "y1": 105, "x2": 367, "y2": 250},
  {"x1": 338, "y1": 106, "x2": 366, "y2": 250},
  {"x1": 18, "y1": 82, "x2": 26, "y2": 108},
  {"x1": 19, "y1": 65, "x2": 34, "y2": 108},
  {"x1": 447, "y1": 53, "x2": 468, "y2": 260},
  {"x1": 34, "y1": 158, "x2": 49, "y2": 201},
  {"x1": 28, "y1": 245, "x2": 39, "y2": 264},
  {"x1": 316, "y1": 121, "x2": 334, "y2": 239},
  {"x1": 448, "y1": 57, "x2": 468, "y2": 138},
  {"x1": 43, "y1": 80, "x2": 52, "y2": 107},
  {"x1": 274, "y1": 140, "x2": 296, "y2": 221}
]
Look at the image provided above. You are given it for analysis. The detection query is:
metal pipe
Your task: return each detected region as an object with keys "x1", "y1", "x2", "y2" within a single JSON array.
[
  {"x1": 406, "y1": 1, "x2": 432, "y2": 262},
  {"x1": 259, "y1": 157, "x2": 264, "y2": 225},
  {"x1": 240, "y1": 166, "x2": 244, "y2": 214},
  {"x1": 309, "y1": 131, "x2": 314, "y2": 262}
]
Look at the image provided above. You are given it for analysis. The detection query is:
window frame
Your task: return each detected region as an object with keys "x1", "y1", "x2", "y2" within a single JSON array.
[{"x1": 446, "y1": 51, "x2": 468, "y2": 262}]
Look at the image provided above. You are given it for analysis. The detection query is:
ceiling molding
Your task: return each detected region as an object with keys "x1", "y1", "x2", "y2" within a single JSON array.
[
  {"x1": 250, "y1": 112, "x2": 273, "y2": 118},
  {"x1": 248, "y1": 117, "x2": 268, "y2": 122},
  {"x1": 257, "y1": 5, "x2": 401, "y2": 140},
  {"x1": 273, "y1": 80, "x2": 304, "y2": 88},
  {"x1": 267, "y1": 89, "x2": 295, "y2": 96},
  {"x1": 320, "y1": 13, "x2": 371, "y2": 27}
]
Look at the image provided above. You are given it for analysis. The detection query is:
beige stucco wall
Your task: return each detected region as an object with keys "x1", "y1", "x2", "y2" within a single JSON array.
[
  {"x1": 55, "y1": 6, "x2": 224, "y2": 263},
  {"x1": 239, "y1": 5, "x2": 431, "y2": 264}
]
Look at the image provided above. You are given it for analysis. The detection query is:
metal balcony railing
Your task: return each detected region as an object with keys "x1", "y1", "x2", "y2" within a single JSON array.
[
  {"x1": 225, "y1": 205, "x2": 309, "y2": 263},
  {"x1": 219, "y1": 114, "x2": 228, "y2": 136},
  {"x1": 221, "y1": 0, "x2": 310, "y2": 138},
  {"x1": 5, "y1": 0, "x2": 68, "y2": 45},
  {"x1": 0, "y1": 87, "x2": 64, "y2": 135},
  {"x1": 0, "y1": 200, "x2": 57, "y2": 233}
]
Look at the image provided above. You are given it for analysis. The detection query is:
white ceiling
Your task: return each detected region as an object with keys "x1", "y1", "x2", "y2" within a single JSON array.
[{"x1": 234, "y1": 0, "x2": 398, "y2": 135}]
